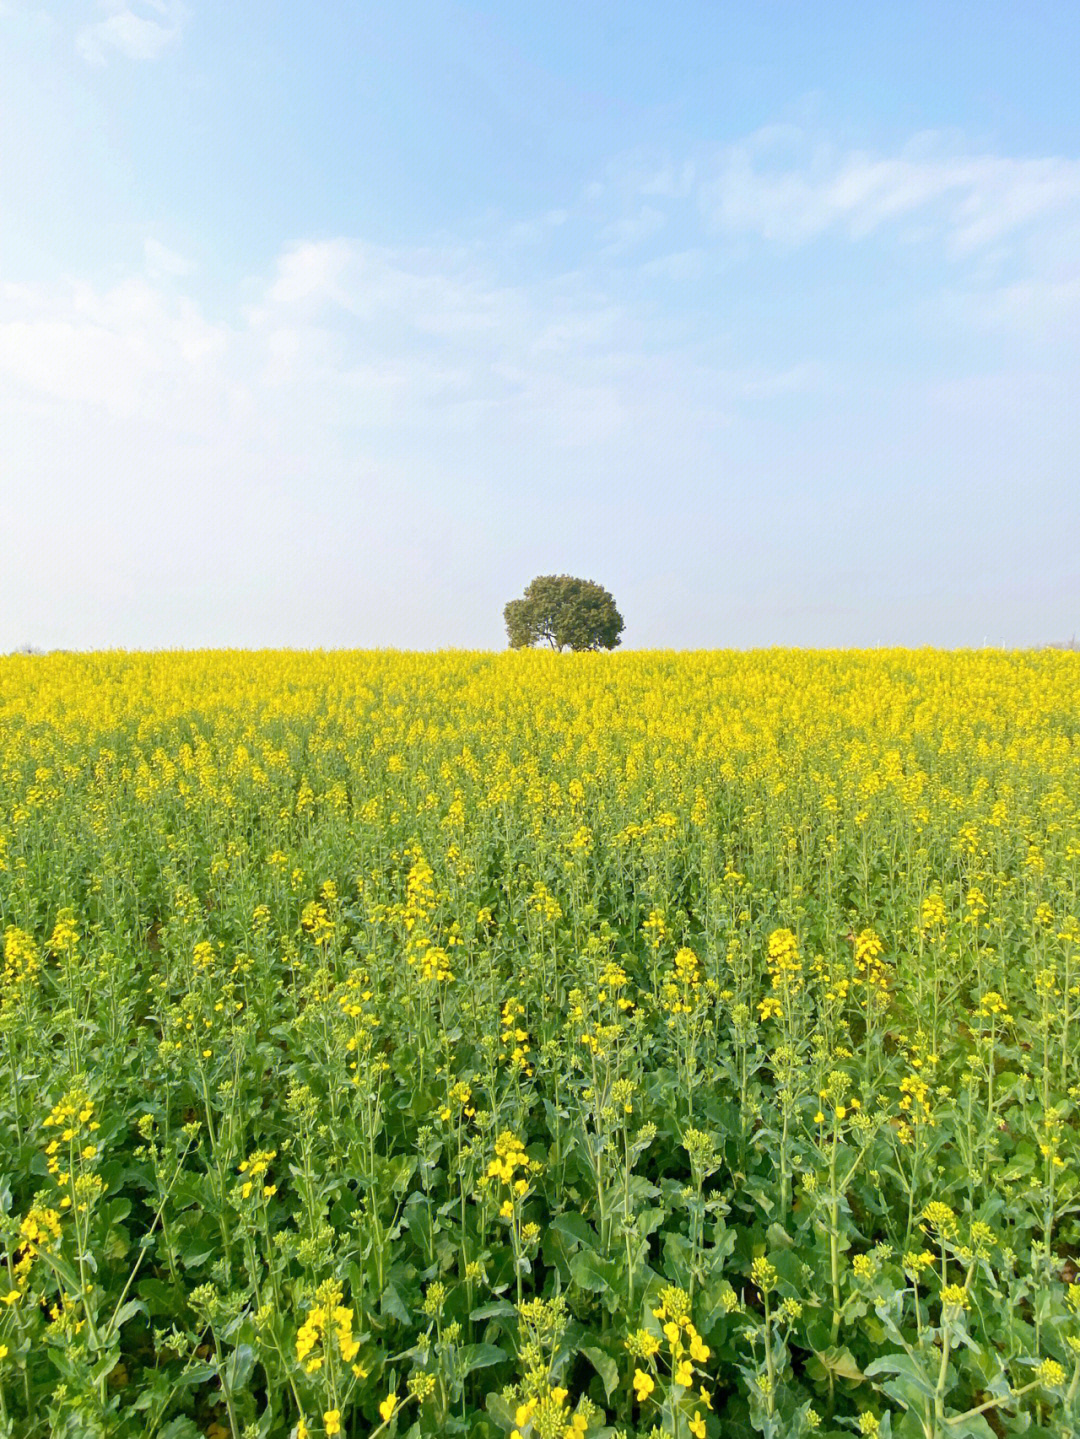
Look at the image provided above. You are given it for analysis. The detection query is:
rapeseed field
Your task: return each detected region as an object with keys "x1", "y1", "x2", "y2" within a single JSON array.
[{"x1": 1, "y1": 648, "x2": 1079, "y2": 1439}]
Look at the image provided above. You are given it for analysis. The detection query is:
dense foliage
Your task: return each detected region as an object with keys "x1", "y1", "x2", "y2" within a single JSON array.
[
  {"x1": 1, "y1": 649, "x2": 1079, "y2": 1439},
  {"x1": 504, "y1": 577, "x2": 624, "y2": 652}
]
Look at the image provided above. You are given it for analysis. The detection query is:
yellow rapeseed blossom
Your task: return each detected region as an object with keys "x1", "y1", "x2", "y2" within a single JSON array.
[{"x1": 632, "y1": 1369, "x2": 655, "y2": 1402}]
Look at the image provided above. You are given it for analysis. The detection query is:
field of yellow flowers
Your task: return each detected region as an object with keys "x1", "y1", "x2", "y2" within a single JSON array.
[{"x1": 2, "y1": 648, "x2": 1079, "y2": 1439}]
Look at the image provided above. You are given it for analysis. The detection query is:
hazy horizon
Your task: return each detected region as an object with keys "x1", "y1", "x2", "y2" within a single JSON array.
[
  {"x1": 3, "y1": 2, "x2": 1078, "y2": 652},
  {"x1": 8, "y1": 640, "x2": 1077, "y2": 658}
]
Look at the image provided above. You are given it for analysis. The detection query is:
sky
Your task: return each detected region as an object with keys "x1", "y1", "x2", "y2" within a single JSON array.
[{"x1": 2, "y1": 1, "x2": 1079, "y2": 651}]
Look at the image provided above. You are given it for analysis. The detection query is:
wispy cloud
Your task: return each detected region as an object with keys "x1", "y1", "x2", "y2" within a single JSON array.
[
  {"x1": 0, "y1": 230, "x2": 770, "y2": 468},
  {"x1": 699, "y1": 127, "x2": 1080, "y2": 257},
  {"x1": 598, "y1": 149, "x2": 697, "y2": 202},
  {"x1": 77, "y1": 0, "x2": 188, "y2": 65}
]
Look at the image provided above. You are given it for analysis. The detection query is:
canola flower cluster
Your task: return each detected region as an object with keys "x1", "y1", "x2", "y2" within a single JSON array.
[
  {"x1": 295, "y1": 1281, "x2": 362, "y2": 1373},
  {"x1": 0, "y1": 647, "x2": 1078, "y2": 1437}
]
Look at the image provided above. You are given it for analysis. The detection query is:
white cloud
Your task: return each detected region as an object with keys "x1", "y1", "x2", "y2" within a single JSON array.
[
  {"x1": 1, "y1": 3, "x2": 58, "y2": 31},
  {"x1": 77, "y1": 0, "x2": 188, "y2": 65},
  {"x1": 530, "y1": 306, "x2": 624, "y2": 354},
  {"x1": 144, "y1": 237, "x2": 193, "y2": 278},
  {"x1": 638, "y1": 249, "x2": 705, "y2": 281},
  {"x1": 953, "y1": 275, "x2": 1080, "y2": 339},
  {"x1": 257, "y1": 239, "x2": 529, "y2": 347},
  {"x1": 505, "y1": 209, "x2": 569, "y2": 245},
  {"x1": 599, "y1": 205, "x2": 667, "y2": 256},
  {"x1": 0, "y1": 274, "x2": 228, "y2": 420},
  {"x1": 602, "y1": 149, "x2": 697, "y2": 201},
  {"x1": 0, "y1": 233, "x2": 794, "y2": 576},
  {"x1": 699, "y1": 128, "x2": 1080, "y2": 257},
  {"x1": 729, "y1": 362, "x2": 828, "y2": 400},
  {"x1": 0, "y1": 236, "x2": 763, "y2": 649},
  {"x1": 266, "y1": 240, "x2": 354, "y2": 307},
  {"x1": 639, "y1": 161, "x2": 697, "y2": 200}
]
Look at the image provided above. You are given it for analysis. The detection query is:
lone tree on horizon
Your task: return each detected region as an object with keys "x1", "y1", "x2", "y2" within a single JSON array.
[{"x1": 504, "y1": 575, "x2": 625, "y2": 652}]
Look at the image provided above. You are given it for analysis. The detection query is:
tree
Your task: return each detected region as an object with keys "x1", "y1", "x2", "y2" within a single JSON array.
[{"x1": 504, "y1": 575, "x2": 625, "y2": 652}]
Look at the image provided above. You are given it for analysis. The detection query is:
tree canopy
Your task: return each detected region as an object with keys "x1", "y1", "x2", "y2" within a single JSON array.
[{"x1": 504, "y1": 575, "x2": 624, "y2": 652}]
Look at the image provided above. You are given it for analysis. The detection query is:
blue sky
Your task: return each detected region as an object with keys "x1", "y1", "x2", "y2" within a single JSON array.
[{"x1": 2, "y1": 1, "x2": 1079, "y2": 649}]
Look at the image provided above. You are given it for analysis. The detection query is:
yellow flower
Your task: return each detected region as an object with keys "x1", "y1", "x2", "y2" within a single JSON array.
[
  {"x1": 379, "y1": 1393, "x2": 397, "y2": 1422},
  {"x1": 689, "y1": 1413, "x2": 706, "y2": 1439},
  {"x1": 751, "y1": 1256, "x2": 778, "y2": 1292},
  {"x1": 674, "y1": 1359, "x2": 694, "y2": 1388},
  {"x1": 941, "y1": 1284, "x2": 969, "y2": 1312},
  {"x1": 688, "y1": 1333, "x2": 710, "y2": 1363},
  {"x1": 323, "y1": 1411, "x2": 341, "y2": 1437},
  {"x1": 1035, "y1": 1358, "x2": 1066, "y2": 1388},
  {"x1": 632, "y1": 1368, "x2": 655, "y2": 1402}
]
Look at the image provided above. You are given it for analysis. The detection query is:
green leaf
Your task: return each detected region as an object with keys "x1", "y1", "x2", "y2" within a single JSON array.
[
  {"x1": 159, "y1": 1421, "x2": 203, "y2": 1439},
  {"x1": 485, "y1": 1392, "x2": 516, "y2": 1430},
  {"x1": 381, "y1": 1282, "x2": 412, "y2": 1325},
  {"x1": 110, "y1": 1297, "x2": 147, "y2": 1332},
  {"x1": 177, "y1": 1362, "x2": 218, "y2": 1388},
  {"x1": 458, "y1": 1343, "x2": 509, "y2": 1375},
  {"x1": 570, "y1": 1250, "x2": 614, "y2": 1294},
  {"x1": 224, "y1": 1342, "x2": 257, "y2": 1392},
  {"x1": 743, "y1": 1181, "x2": 776, "y2": 1217},
  {"x1": 637, "y1": 1206, "x2": 668, "y2": 1239},
  {"x1": 549, "y1": 1211, "x2": 596, "y2": 1247},
  {"x1": 945, "y1": 1416, "x2": 998, "y2": 1439},
  {"x1": 661, "y1": 1230, "x2": 693, "y2": 1287},
  {"x1": 470, "y1": 1300, "x2": 517, "y2": 1322},
  {"x1": 581, "y1": 1344, "x2": 619, "y2": 1401},
  {"x1": 810, "y1": 1346, "x2": 864, "y2": 1382},
  {"x1": 865, "y1": 1351, "x2": 937, "y2": 1403},
  {"x1": 137, "y1": 1277, "x2": 180, "y2": 1316}
]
